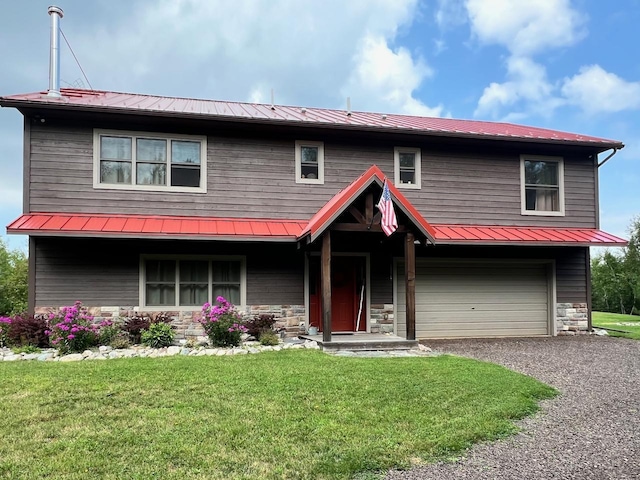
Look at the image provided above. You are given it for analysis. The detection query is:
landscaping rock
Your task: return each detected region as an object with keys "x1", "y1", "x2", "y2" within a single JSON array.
[
  {"x1": 204, "y1": 349, "x2": 217, "y2": 356},
  {"x1": 99, "y1": 345, "x2": 113, "y2": 353},
  {"x1": 216, "y1": 350, "x2": 227, "y2": 356},
  {"x1": 3, "y1": 355, "x2": 20, "y2": 361},
  {"x1": 303, "y1": 340, "x2": 319, "y2": 349},
  {"x1": 22, "y1": 354, "x2": 39, "y2": 361},
  {"x1": 108, "y1": 351, "x2": 120, "y2": 359},
  {"x1": 37, "y1": 353, "x2": 54, "y2": 361},
  {"x1": 167, "y1": 346, "x2": 180, "y2": 356},
  {"x1": 248, "y1": 347, "x2": 260, "y2": 354},
  {"x1": 82, "y1": 350, "x2": 93, "y2": 358},
  {"x1": 180, "y1": 348, "x2": 191, "y2": 356},
  {"x1": 60, "y1": 354, "x2": 84, "y2": 362}
]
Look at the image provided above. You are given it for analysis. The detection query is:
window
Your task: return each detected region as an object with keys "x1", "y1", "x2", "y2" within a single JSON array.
[
  {"x1": 295, "y1": 141, "x2": 324, "y2": 184},
  {"x1": 141, "y1": 256, "x2": 246, "y2": 308},
  {"x1": 521, "y1": 156, "x2": 565, "y2": 216},
  {"x1": 94, "y1": 130, "x2": 206, "y2": 193},
  {"x1": 394, "y1": 147, "x2": 421, "y2": 189}
]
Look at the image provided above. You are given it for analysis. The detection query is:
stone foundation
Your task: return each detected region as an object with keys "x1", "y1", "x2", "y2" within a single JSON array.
[
  {"x1": 370, "y1": 304, "x2": 395, "y2": 334},
  {"x1": 36, "y1": 304, "x2": 306, "y2": 340},
  {"x1": 556, "y1": 302, "x2": 589, "y2": 334}
]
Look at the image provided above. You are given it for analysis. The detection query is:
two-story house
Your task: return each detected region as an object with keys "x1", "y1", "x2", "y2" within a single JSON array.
[{"x1": 0, "y1": 87, "x2": 627, "y2": 343}]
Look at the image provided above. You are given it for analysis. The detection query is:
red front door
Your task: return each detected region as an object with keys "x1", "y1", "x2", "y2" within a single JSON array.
[{"x1": 309, "y1": 256, "x2": 366, "y2": 332}]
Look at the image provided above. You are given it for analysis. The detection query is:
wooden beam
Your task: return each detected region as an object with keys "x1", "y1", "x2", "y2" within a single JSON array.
[
  {"x1": 372, "y1": 211, "x2": 381, "y2": 225},
  {"x1": 365, "y1": 193, "x2": 373, "y2": 224},
  {"x1": 404, "y1": 231, "x2": 416, "y2": 341},
  {"x1": 585, "y1": 247, "x2": 592, "y2": 331},
  {"x1": 28, "y1": 237, "x2": 36, "y2": 315},
  {"x1": 331, "y1": 223, "x2": 407, "y2": 233},
  {"x1": 321, "y1": 231, "x2": 332, "y2": 342},
  {"x1": 348, "y1": 206, "x2": 367, "y2": 224}
]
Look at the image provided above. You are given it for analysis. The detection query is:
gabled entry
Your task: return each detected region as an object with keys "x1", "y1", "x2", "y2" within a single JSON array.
[{"x1": 300, "y1": 165, "x2": 437, "y2": 343}]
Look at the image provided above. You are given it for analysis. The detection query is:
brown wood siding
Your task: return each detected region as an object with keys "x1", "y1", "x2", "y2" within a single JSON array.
[
  {"x1": 555, "y1": 247, "x2": 588, "y2": 303},
  {"x1": 33, "y1": 237, "x2": 304, "y2": 307},
  {"x1": 29, "y1": 122, "x2": 596, "y2": 228}
]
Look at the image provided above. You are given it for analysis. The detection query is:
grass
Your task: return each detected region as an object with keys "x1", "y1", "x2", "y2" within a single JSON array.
[
  {"x1": 0, "y1": 350, "x2": 556, "y2": 479},
  {"x1": 593, "y1": 311, "x2": 640, "y2": 340}
]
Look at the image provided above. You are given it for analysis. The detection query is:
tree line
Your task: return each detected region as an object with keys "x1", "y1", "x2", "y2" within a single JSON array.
[{"x1": 591, "y1": 217, "x2": 640, "y2": 315}]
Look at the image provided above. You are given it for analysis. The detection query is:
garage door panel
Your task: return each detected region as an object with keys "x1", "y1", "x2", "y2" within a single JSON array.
[{"x1": 396, "y1": 260, "x2": 550, "y2": 338}]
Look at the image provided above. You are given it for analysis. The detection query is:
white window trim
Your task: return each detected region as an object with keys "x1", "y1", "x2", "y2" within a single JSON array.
[
  {"x1": 394, "y1": 147, "x2": 421, "y2": 189},
  {"x1": 520, "y1": 155, "x2": 565, "y2": 216},
  {"x1": 93, "y1": 129, "x2": 207, "y2": 193},
  {"x1": 295, "y1": 140, "x2": 325, "y2": 184},
  {"x1": 139, "y1": 255, "x2": 246, "y2": 311}
]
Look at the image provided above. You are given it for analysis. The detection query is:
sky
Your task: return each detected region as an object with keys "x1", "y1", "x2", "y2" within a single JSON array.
[{"x1": 0, "y1": 0, "x2": 638, "y2": 251}]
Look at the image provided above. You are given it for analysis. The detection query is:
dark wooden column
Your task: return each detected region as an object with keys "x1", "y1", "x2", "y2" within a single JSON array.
[
  {"x1": 404, "y1": 231, "x2": 416, "y2": 340},
  {"x1": 585, "y1": 247, "x2": 592, "y2": 331},
  {"x1": 28, "y1": 237, "x2": 36, "y2": 314},
  {"x1": 321, "y1": 231, "x2": 332, "y2": 342}
]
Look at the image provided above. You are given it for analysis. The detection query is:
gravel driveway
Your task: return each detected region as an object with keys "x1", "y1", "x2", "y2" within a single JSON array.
[{"x1": 386, "y1": 336, "x2": 640, "y2": 480}]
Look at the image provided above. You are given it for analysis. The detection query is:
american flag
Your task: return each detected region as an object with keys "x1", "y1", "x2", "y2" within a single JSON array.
[{"x1": 376, "y1": 179, "x2": 398, "y2": 236}]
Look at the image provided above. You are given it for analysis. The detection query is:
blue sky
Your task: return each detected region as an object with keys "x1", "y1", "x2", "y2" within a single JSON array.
[{"x1": 0, "y1": 0, "x2": 638, "y2": 251}]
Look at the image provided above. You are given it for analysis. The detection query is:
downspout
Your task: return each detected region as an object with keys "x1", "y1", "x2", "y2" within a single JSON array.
[{"x1": 597, "y1": 148, "x2": 619, "y2": 168}]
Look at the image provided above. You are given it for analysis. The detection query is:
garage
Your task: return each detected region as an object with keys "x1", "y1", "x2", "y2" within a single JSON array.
[{"x1": 396, "y1": 260, "x2": 552, "y2": 338}]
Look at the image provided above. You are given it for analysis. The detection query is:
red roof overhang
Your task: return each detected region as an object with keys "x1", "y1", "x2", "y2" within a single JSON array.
[
  {"x1": 298, "y1": 165, "x2": 437, "y2": 243},
  {"x1": 7, "y1": 213, "x2": 307, "y2": 242},
  {"x1": 432, "y1": 224, "x2": 627, "y2": 246},
  {"x1": 7, "y1": 213, "x2": 627, "y2": 246}
]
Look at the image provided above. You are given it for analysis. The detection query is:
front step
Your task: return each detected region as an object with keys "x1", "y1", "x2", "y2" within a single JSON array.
[{"x1": 299, "y1": 334, "x2": 418, "y2": 353}]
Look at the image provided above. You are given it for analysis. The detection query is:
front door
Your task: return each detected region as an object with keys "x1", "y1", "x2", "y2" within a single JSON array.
[{"x1": 309, "y1": 256, "x2": 366, "y2": 332}]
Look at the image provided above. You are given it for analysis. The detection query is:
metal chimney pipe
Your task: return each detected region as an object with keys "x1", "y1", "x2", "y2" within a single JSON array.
[{"x1": 47, "y1": 6, "x2": 64, "y2": 97}]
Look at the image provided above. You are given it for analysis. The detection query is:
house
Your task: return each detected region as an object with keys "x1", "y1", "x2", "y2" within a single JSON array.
[{"x1": 0, "y1": 86, "x2": 628, "y2": 343}]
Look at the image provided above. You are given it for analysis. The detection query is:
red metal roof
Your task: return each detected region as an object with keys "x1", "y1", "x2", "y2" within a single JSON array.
[
  {"x1": 299, "y1": 165, "x2": 437, "y2": 243},
  {"x1": 7, "y1": 213, "x2": 627, "y2": 246},
  {"x1": 432, "y1": 224, "x2": 627, "y2": 246},
  {"x1": 7, "y1": 213, "x2": 307, "y2": 241},
  {"x1": 0, "y1": 88, "x2": 623, "y2": 149}
]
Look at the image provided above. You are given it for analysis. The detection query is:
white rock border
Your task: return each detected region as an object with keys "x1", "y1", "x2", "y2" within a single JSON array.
[{"x1": 0, "y1": 339, "x2": 320, "y2": 362}]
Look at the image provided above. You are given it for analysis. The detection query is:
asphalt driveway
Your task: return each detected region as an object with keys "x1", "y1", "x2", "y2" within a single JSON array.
[{"x1": 387, "y1": 336, "x2": 640, "y2": 480}]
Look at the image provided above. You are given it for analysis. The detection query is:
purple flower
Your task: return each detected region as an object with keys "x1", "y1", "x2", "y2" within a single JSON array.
[{"x1": 67, "y1": 334, "x2": 75, "y2": 340}]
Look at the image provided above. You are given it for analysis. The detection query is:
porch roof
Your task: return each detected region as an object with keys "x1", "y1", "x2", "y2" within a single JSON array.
[
  {"x1": 7, "y1": 212, "x2": 627, "y2": 246},
  {"x1": 298, "y1": 164, "x2": 438, "y2": 243}
]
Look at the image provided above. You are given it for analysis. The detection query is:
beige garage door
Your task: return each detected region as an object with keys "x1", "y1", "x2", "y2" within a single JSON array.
[{"x1": 396, "y1": 260, "x2": 550, "y2": 338}]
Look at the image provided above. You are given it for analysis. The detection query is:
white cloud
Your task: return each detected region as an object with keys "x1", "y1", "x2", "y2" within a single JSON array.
[
  {"x1": 342, "y1": 35, "x2": 443, "y2": 117},
  {"x1": 62, "y1": 0, "x2": 440, "y2": 115},
  {"x1": 465, "y1": 0, "x2": 587, "y2": 56},
  {"x1": 561, "y1": 65, "x2": 640, "y2": 114},
  {"x1": 475, "y1": 56, "x2": 560, "y2": 119},
  {"x1": 435, "y1": 0, "x2": 467, "y2": 30}
]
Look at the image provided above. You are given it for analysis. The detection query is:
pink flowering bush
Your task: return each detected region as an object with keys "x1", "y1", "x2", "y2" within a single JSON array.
[
  {"x1": 198, "y1": 296, "x2": 247, "y2": 347},
  {"x1": 46, "y1": 301, "x2": 101, "y2": 354}
]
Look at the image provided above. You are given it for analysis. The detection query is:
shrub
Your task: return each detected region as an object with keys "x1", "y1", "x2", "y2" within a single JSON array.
[
  {"x1": 123, "y1": 312, "x2": 173, "y2": 344},
  {"x1": 109, "y1": 333, "x2": 131, "y2": 350},
  {"x1": 141, "y1": 322, "x2": 175, "y2": 348},
  {"x1": 198, "y1": 297, "x2": 247, "y2": 347},
  {"x1": 98, "y1": 320, "x2": 123, "y2": 346},
  {"x1": 0, "y1": 240, "x2": 28, "y2": 316},
  {"x1": 259, "y1": 330, "x2": 280, "y2": 346},
  {"x1": 47, "y1": 302, "x2": 98, "y2": 354},
  {"x1": 12, "y1": 345, "x2": 41, "y2": 354},
  {"x1": 244, "y1": 314, "x2": 276, "y2": 339},
  {"x1": 0, "y1": 316, "x2": 10, "y2": 347},
  {"x1": 6, "y1": 314, "x2": 50, "y2": 348}
]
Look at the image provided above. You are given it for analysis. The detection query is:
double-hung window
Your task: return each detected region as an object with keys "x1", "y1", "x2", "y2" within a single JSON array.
[
  {"x1": 94, "y1": 130, "x2": 207, "y2": 193},
  {"x1": 142, "y1": 257, "x2": 246, "y2": 308},
  {"x1": 521, "y1": 155, "x2": 565, "y2": 215},
  {"x1": 295, "y1": 141, "x2": 324, "y2": 184},
  {"x1": 394, "y1": 147, "x2": 421, "y2": 189}
]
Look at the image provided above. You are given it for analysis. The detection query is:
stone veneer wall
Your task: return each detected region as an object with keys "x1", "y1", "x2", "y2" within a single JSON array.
[
  {"x1": 36, "y1": 305, "x2": 306, "y2": 340},
  {"x1": 370, "y1": 304, "x2": 395, "y2": 334},
  {"x1": 556, "y1": 302, "x2": 589, "y2": 334}
]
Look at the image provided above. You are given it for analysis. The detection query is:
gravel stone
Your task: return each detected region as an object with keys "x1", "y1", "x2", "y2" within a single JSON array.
[{"x1": 386, "y1": 336, "x2": 640, "y2": 480}]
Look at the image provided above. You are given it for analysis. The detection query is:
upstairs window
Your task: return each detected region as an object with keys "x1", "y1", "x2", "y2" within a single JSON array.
[
  {"x1": 394, "y1": 147, "x2": 421, "y2": 189},
  {"x1": 521, "y1": 156, "x2": 565, "y2": 215},
  {"x1": 94, "y1": 130, "x2": 206, "y2": 193},
  {"x1": 295, "y1": 141, "x2": 324, "y2": 184},
  {"x1": 142, "y1": 256, "x2": 245, "y2": 308}
]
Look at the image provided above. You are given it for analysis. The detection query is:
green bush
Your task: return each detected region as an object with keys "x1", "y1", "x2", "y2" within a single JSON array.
[
  {"x1": 11, "y1": 345, "x2": 41, "y2": 354},
  {"x1": 259, "y1": 331, "x2": 280, "y2": 346},
  {"x1": 109, "y1": 333, "x2": 131, "y2": 350},
  {"x1": 141, "y1": 322, "x2": 175, "y2": 348},
  {"x1": 99, "y1": 322, "x2": 123, "y2": 345},
  {"x1": 0, "y1": 240, "x2": 28, "y2": 316}
]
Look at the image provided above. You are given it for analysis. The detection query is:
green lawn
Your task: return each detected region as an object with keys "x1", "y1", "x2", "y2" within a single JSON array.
[
  {"x1": 593, "y1": 311, "x2": 640, "y2": 340},
  {"x1": 0, "y1": 350, "x2": 555, "y2": 480}
]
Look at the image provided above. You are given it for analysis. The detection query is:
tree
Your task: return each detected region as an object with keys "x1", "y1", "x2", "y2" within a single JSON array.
[
  {"x1": 592, "y1": 216, "x2": 640, "y2": 315},
  {"x1": 0, "y1": 239, "x2": 28, "y2": 316}
]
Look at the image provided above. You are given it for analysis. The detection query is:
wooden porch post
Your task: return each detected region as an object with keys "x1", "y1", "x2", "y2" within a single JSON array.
[
  {"x1": 321, "y1": 231, "x2": 332, "y2": 342},
  {"x1": 404, "y1": 231, "x2": 416, "y2": 340}
]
